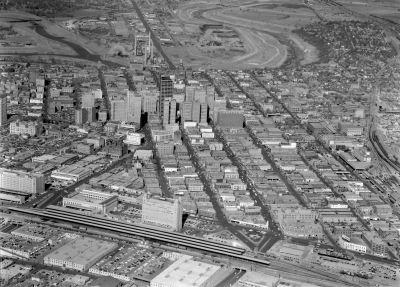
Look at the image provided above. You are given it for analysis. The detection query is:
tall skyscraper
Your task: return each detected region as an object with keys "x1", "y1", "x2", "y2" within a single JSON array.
[
  {"x1": 181, "y1": 101, "x2": 192, "y2": 122},
  {"x1": 127, "y1": 91, "x2": 142, "y2": 125},
  {"x1": 0, "y1": 95, "x2": 6, "y2": 126},
  {"x1": 194, "y1": 89, "x2": 207, "y2": 103},
  {"x1": 142, "y1": 94, "x2": 158, "y2": 114},
  {"x1": 110, "y1": 99, "x2": 127, "y2": 122},
  {"x1": 185, "y1": 86, "x2": 195, "y2": 102},
  {"x1": 159, "y1": 76, "x2": 173, "y2": 116},
  {"x1": 75, "y1": 109, "x2": 87, "y2": 125},
  {"x1": 200, "y1": 102, "x2": 208, "y2": 124},
  {"x1": 141, "y1": 195, "x2": 182, "y2": 232},
  {"x1": 85, "y1": 107, "x2": 97, "y2": 123},
  {"x1": 192, "y1": 101, "x2": 201, "y2": 123},
  {"x1": 162, "y1": 99, "x2": 176, "y2": 126},
  {"x1": 81, "y1": 93, "x2": 95, "y2": 108}
]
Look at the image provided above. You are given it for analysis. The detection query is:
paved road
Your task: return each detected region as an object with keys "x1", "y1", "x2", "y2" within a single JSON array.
[
  {"x1": 212, "y1": 126, "x2": 282, "y2": 244},
  {"x1": 24, "y1": 154, "x2": 133, "y2": 209},
  {"x1": 129, "y1": 0, "x2": 176, "y2": 69},
  {"x1": 219, "y1": 268, "x2": 246, "y2": 287},
  {"x1": 250, "y1": 72, "x2": 400, "y2": 263},
  {"x1": 143, "y1": 125, "x2": 173, "y2": 198},
  {"x1": 180, "y1": 126, "x2": 258, "y2": 250},
  {"x1": 98, "y1": 68, "x2": 111, "y2": 118}
]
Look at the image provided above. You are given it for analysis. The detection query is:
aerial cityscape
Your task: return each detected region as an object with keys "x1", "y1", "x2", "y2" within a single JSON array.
[{"x1": 0, "y1": 0, "x2": 399, "y2": 286}]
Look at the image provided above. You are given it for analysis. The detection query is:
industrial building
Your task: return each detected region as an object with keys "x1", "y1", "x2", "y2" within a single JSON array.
[
  {"x1": 44, "y1": 237, "x2": 118, "y2": 272},
  {"x1": 51, "y1": 165, "x2": 92, "y2": 183},
  {"x1": 150, "y1": 255, "x2": 230, "y2": 287}
]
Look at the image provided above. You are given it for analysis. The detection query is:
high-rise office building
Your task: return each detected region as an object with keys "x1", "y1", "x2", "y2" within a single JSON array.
[
  {"x1": 85, "y1": 107, "x2": 97, "y2": 123},
  {"x1": 142, "y1": 93, "x2": 158, "y2": 114},
  {"x1": 162, "y1": 98, "x2": 176, "y2": 126},
  {"x1": 192, "y1": 101, "x2": 201, "y2": 123},
  {"x1": 75, "y1": 109, "x2": 87, "y2": 125},
  {"x1": 127, "y1": 91, "x2": 142, "y2": 125},
  {"x1": 0, "y1": 168, "x2": 45, "y2": 194},
  {"x1": 0, "y1": 95, "x2": 6, "y2": 126},
  {"x1": 194, "y1": 89, "x2": 207, "y2": 103},
  {"x1": 181, "y1": 101, "x2": 192, "y2": 122},
  {"x1": 141, "y1": 195, "x2": 182, "y2": 231},
  {"x1": 185, "y1": 86, "x2": 195, "y2": 102},
  {"x1": 159, "y1": 76, "x2": 173, "y2": 116},
  {"x1": 81, "y1": 93, "x2": 95, "y2": 108},
  {"x1": 170, "y1": 99, "x2": 176, "y2": 124},
  {"x1": 110, "y1": 99, "x2": 127, "y2": 122},
  {"x1": 200, "y1": 102, "x2": 208, "y2": 124},
  {"x1": 76, "y1": 108, "x2": 96, "y2": 125}
]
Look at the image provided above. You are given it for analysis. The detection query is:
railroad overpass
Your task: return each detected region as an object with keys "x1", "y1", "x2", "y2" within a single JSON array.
[
  {"x1": 8, "y1": 206, "x2": 365, "y2": 286},
  {"x1": 8, "y1": 205, "x2": 270, "y2": 265}
]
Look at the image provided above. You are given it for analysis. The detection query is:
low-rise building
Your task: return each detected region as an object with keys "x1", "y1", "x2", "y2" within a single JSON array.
[
  {"x1": 338, "y1": 235, "x2": 367, "y2": 253},
  {"x1": 362, "y1": 231, "x2": 387, "y2": 256},
  {"x1": 44, "y1": 237, "x2": 118, "y2": 272},
  {"x1": 9, "y1": 121, "x2": 41, "y2": 136},
  {"x1": 150, "y1": 255, "x2": 230, "y2": 287},
  {"x1": 63, "y1": 189, "x2": 118, "y2": 214}
]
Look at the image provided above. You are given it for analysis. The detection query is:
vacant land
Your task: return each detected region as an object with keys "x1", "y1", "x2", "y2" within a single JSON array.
[
  {"x1": 0, "y1": 12, "x2": 77, "y2": 56},
  {"x1": 168, "y1": 0, "x2": 320, "y2": 69}
]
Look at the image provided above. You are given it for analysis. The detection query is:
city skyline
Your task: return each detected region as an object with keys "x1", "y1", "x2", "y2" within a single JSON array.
[{"x1": 0, "y1": 0, "x2": 399, "y2": 287}]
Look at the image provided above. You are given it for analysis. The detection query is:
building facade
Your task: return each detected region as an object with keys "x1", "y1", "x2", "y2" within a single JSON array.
[
  {"x1": 0, "y1": 168, "x2": 45, "y2": 194},
  {"x1": 9, "y1": 121, "x2": 40, "y2": 136},
  {"x1": 141, "y1": 195, "x2": 182, "y2": 231},
  {"x1": 0, "y1": 95, "x2": 6, "y2": 126}
]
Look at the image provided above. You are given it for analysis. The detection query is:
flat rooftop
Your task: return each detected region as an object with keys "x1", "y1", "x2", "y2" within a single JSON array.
[
  {"x1": 68, "y1": 194, "x2": 104, "y2": 204},
  {"x1": 236, "y1": 271, "x2": 322, "y2": 287},
  {"x1": 45, "y1": 237, "x2": 117, "y2": 266},
  {"x1": 11, "y1": 224, "x2": 55, "y2": 240},
  {"x1": 151, "y1": 255, "x2": 221, "y2": 287}
]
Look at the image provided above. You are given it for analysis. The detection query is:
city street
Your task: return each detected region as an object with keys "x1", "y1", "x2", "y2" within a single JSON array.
[{"x1": 180, "y1": 126, "x2": 258, "y2": 250}]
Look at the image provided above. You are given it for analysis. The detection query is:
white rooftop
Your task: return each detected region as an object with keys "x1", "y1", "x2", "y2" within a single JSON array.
[{"x1": 151, "y1": 255, "x2": 221, "y2": 287}]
